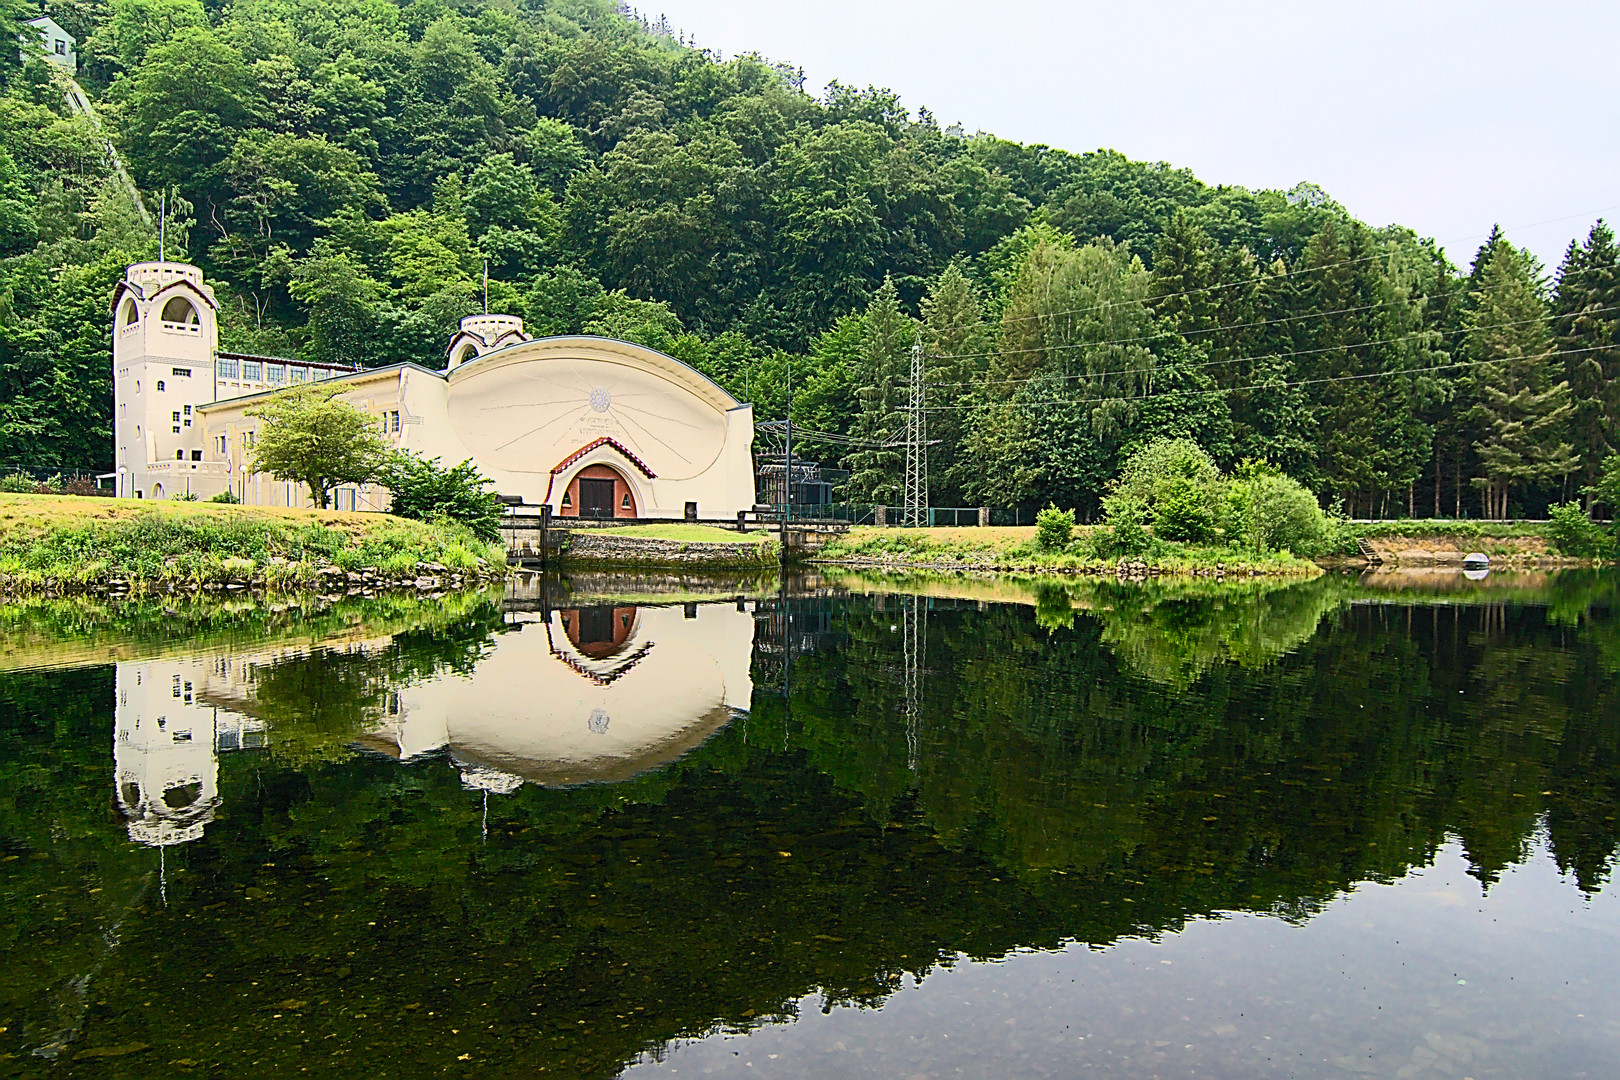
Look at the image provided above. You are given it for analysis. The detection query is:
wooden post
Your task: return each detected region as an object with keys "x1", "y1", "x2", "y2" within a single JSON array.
[{"x1": 539, "y1": 504, "x2": 551, "y2": 568}]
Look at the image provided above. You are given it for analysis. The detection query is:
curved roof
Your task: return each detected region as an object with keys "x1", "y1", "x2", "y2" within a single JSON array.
[{"x1": 447, "y1": 334, "x2": 745, "y2": 413}]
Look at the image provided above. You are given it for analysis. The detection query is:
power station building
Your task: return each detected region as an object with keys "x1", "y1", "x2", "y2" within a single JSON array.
[{"x1": 109, "y1": 261, "x2": 757, "y2": 517}]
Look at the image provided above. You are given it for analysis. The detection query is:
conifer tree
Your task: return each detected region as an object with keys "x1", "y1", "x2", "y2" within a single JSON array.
[
  {"x1": 1466, "y1": 241, "x2": 1576, "y2": 518},
  {"x1": 1553, "y1": 221, "x2": 1620, "y2": 504},
  {"x1": 920, "y1": 261, "x2": 988, "y2": 503},
  {"x1": 844, "y1": 277, "x2": 912, "y2": 504}
]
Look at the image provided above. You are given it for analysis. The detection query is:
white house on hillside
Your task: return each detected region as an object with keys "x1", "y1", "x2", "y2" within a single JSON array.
[{"x1": 19, "y1": 16, "x2": 77, "y2": 74}]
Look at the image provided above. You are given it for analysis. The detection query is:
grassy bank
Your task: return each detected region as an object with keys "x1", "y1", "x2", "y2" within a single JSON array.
[
  {"x1": 0, "y1": 494, "x2": 505, "y2": 594},
  {"x1": 815, "y1": 525, "x2": 1320, "y2": 577}
]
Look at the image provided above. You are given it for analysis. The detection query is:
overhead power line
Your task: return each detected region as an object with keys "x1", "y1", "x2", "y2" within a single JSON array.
[
  {"x1": 983, "y1": 206, "x2": 1620, "y2": 331},
  {"x1": 918, "y1": 303, "x2": 1620, "y2": 392},
  {"x1": 916, "y1": 343, "x2": 1619, "y2": 412}
]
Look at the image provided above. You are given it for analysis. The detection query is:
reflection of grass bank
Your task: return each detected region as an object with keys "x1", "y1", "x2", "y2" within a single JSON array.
[
  {"x1": 0, "y1": 493, "x2": 504, "y2": 594},
  {"x1": 0, "y1": 586, "x2": 506, "y2": 673},
  {"x1": 817, "y1": 525, "x2": 1320, "y2": 577}
]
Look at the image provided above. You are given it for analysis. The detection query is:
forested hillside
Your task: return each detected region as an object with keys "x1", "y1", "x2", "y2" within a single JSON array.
[{"x1": 2, "y1": 0, "x2": 1617, "y2": 517}]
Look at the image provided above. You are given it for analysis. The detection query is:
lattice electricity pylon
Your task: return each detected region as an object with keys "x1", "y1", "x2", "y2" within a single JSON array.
[
  {"x1": 902, "y1": 330, "x2": 928, "y2": 528},
  {"x1": 901, "y1": 592, "x2": 925, "y2": 773}
]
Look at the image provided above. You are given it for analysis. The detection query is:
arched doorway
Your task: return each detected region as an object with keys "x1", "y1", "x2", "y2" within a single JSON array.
[{"x1": 560, "y1": 464, "x2": 637, "y2": 519}]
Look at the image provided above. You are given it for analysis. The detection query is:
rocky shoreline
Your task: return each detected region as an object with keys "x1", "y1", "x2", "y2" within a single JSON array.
[
  {"x1": 813, "y1": 554, "x2": 1318, "y2": 579},
  {"x1": 0, "y1": 558, "x2": 507, "y2": 599}
]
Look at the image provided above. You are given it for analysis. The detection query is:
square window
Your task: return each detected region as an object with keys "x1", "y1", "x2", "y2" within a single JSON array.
[
  {"x1": 191, "y1": 450, "x2": 202, "y2": 461},
  {"x1": 172, "y1": 367, "x2": 191, "y2": 377},
  {"x1": 391, "y1": 411, "x2": 400, "y2": 433},
  {"x1": 242, "y1": 361, "x2": 262, "y2": 380}
]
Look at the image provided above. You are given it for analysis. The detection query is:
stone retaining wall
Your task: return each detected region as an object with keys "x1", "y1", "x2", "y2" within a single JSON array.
[{"x1": 560, "y1": 533, "x2": 776, "y2": 567}]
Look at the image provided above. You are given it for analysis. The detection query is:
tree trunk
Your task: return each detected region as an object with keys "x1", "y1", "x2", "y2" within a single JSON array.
[
  {"x1": 1408, "y1": 480, "x2": 1414, "y2": 520},
  {"x1": 1434, "y1": 453, "x2": 1442, "y2": 518}
]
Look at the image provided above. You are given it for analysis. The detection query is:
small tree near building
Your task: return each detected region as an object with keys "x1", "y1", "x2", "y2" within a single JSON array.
[{"x1": 246, "y1": 385, "x2": 388, "y2": 508}]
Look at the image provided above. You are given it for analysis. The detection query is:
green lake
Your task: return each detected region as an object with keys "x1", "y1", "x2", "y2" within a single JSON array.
[{"x1": 2, "y1": 568, "x2": 1618, "y2": 1078}]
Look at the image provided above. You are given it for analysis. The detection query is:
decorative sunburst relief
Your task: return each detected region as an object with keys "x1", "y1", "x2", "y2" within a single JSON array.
[{"x1": 448, "y1": 353, "x2": 728, "y2": 479}]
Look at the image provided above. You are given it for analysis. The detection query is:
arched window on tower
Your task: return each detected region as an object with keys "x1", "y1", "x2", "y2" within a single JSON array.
[
  {"x1": 120, "y1": 298, "x2": 139, "y2": 332},
  {"x1": 160, "y1": 296, "x2": 200, "y2": 333}
]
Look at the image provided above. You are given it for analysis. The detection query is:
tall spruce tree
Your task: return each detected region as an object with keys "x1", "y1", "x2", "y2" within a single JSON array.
[
  {"x1": 1466, "y1": 240, "x2": 1576, "y2": 518},
  {"x1": 920, "y1": 260, "x2": 988, "y2": 503},
  {"x1": 1553, "y1": 221, "x2": 1620, "y2": 505},
  {"x1": 844, "y1": 277, "x2": 912, "y2": 504}
]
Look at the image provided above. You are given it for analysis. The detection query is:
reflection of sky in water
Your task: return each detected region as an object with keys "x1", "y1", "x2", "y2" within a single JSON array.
[{"x1": 634, "y1": 842, "x2": 1620, "y2": 1079}]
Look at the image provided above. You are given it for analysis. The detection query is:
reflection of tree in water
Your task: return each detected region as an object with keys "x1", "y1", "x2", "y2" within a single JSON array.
[
  {"x1": 251, "y1": 602, "x2": 510, "y2": 766},
  {"x1": 5, "y1": 581, "x2": 1620, "y2": 1075}
]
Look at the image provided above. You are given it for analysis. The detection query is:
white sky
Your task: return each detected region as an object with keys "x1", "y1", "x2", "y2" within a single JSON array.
[{"x1": 648, "y1": 0, "x2": 1618, "y2": 271}]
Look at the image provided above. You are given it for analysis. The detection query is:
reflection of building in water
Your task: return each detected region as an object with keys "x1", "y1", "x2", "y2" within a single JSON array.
[
  {"x1": 750, "y1": 595, "x2": 845, "y2": 686},
  {"x1": 362, "y1": 601, "x2": 754, "y2": 790},
  {"x1": 114, "y1": 654, "x2": 270, "y2": 847}
]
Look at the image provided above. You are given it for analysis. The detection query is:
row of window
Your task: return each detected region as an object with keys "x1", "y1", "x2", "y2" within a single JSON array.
[{"x1": 216, "y1": 359, "x2": 314, "y2": 384}]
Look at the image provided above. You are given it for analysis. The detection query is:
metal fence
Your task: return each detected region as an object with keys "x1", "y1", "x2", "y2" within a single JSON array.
[{"x1": 989, "y1": 507, "x2": 1039, "y2": 526}]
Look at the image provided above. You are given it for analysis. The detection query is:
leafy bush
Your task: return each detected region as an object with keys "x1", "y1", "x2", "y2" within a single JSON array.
[
  {"x1": 1151, "y1": 475, "x2": 1215, "y2": 543},
  {"x1": 0, "y1": 474, "x2": 35, "y2": 493},
  {"x1": 171, "y1": 491, "x2": 200, "y2": 501},
  {"x1": 1547, "y1": 502, "x2": 1610, "y2": 557},
  {"x1": 1110, "y1": 439, "x2": 1220, "y2": 504},
  {"x1": 1034, "y1": 505, "x2": 1075, "y2": 551},
  {"x1": 209, "y1": 490, "x2": 241, "y2": 503},
  {"x1": 380, "y1": 453, "x2": 505, "y2": 543},
  {"x1": 1100, "y1": 493, "x2": 1151, "y2": 556},
  {"x1": 1231, "y1": 473, "x2": 1330, "y2": 554}
]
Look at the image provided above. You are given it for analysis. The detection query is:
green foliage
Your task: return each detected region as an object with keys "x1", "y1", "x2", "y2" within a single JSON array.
[
  {"x1": 1546, "y1": 503, "x2": 1611, "y2": 558},
  {"x1": 379, "y1": 452, "x2": 505, "y2": 543},
  {"x1": 1151, "y1": 475, "x2": 1215, "y2": 543},
  {"x1": 1034, "y1": 505, "x2": 1074, "y2": 551},
  {"x1": 245, "y1": 385, "x2": 388, "y2": 508},
  {"x1": 208, "y1": 489, "x2": 240, "y2": 503},
  {"x1": 1100, "y1": 493, "x2": 1151, "y2": 556},
  {"x1": 1226, "y1": 471, "x2": 1332, "y2": 555}
]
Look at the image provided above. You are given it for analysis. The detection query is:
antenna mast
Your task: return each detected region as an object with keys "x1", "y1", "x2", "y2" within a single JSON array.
[
  {"x1": 482, "y1": 260, "x2": 489, "y2": 314},
  {"x1": 903, "y1": 330, "x2": 928, "y2": 527},
  {"x1": 158, "y1": 192, "x2": 165, "y2": 262}
]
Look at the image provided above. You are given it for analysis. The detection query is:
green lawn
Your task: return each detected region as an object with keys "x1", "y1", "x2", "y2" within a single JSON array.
[{"x1": 593, "y1": 523, "x2": 767, "y2": 544}]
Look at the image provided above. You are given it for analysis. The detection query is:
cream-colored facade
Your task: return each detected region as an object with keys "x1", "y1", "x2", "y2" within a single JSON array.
[{"x1": 110, "y1": 262, "x2": 756, "y2": 516}]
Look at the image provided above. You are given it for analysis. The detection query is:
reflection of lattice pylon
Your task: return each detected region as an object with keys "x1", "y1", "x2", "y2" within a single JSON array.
[
  {"x1": 903, "y1": 331, "x2": 928, "y2": 528},
  {"x1": 902, "y1": 593, "x2": 925, "y2": 772}
]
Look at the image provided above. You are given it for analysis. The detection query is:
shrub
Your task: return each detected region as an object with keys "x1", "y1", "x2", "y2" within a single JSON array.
[
  {"x1": 209, "y1": 490, "x2": 241, "y2": 503},
  {"x1": 0, "y1": 474, "x2": 36, "y2": 493},
  {"x1": 380, "y1": 452, "x2": 505, "y2": 543},
  {"x1": 1547, "y1": 502, "x2": 1610, "y2": 558},
  {"x1": 1034, "y1": 505, "x2": 1075, "y2": 551},
  {"x1": 171, "y1": 491, "x2": 200, "y2": 501},
  {"x1": 1100, "y1": 493, "x2": 1150, "y2": 556},
  {"x1": 1111, "y1": 438, "x2": 1220, "y2": 505},
  {"x1": 1151, "y1": 475, "x2": 1215, "y2": 543},
  {"x1": 1236, "y1": 473, "x2": 1329, "y2": 554}
]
